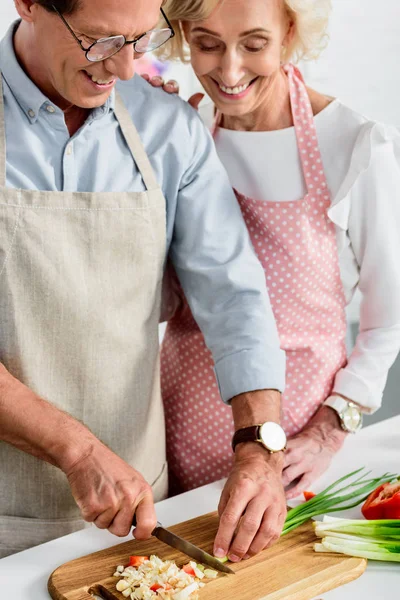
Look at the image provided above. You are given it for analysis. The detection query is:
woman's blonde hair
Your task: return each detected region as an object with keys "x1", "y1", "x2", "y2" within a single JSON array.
[{"x1": 158, "y1": 0, "x2": 331, "y2": 63}]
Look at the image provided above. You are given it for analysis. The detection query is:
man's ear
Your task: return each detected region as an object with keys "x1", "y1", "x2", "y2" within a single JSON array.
[{"x1": 14, "y1": 0, "x2": 37, "y2": 23}]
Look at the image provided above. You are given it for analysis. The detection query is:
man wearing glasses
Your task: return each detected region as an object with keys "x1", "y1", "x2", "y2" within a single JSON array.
[{"x1": 0, "y1": 0, "x2": 287, "y2": 561}]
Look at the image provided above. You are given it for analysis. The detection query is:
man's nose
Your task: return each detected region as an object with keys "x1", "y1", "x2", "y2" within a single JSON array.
[{"x1": 103, "y1": 44, "x2": 136, "y2": 81}]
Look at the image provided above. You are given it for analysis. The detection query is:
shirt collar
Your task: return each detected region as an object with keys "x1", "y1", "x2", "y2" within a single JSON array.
[{"x1": 0, "y1": 20, "x2": 115, "y2": 124}]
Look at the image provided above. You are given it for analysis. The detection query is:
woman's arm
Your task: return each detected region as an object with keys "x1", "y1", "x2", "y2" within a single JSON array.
[{"x1": 333, "y1": 127, "x2": 400, "y2": 412}]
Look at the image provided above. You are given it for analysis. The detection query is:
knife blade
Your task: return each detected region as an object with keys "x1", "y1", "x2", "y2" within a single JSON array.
[
  {"x1": 152, "y1": 523, "x2": 235, "y2": 574},
  {"x1": 132, "y1": 516, "x2": 235, "y2": 574}
]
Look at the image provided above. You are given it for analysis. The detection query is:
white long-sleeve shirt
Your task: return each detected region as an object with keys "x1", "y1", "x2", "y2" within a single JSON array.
[{"x1": 201, "y1": 100, "x2": 400, "y2": 413}]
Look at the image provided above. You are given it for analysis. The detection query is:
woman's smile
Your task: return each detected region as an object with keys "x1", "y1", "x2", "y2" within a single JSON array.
[{"x1": 210, "y1": 76, "x2": 259, "y2": 100}]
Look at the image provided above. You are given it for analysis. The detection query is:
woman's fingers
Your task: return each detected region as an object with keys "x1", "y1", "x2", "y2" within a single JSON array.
[
  {"x1": 163, "y1": 79, "x2": 179, "y2": 93},
  {"x1": 282, "y1": 462, "x2": 304, "y2": 488},
  {"x1": 188, "y1": 93, "x2": 205, "y2": 110},
  {"x1": 286, "y1": 474, "x2": 313, "y2": 501}
]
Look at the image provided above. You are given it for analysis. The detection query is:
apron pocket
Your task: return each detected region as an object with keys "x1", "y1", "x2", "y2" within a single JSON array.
[
  {"x1": 0, "y1": 514, "x2": 90, "y2": 558},
  {"x1": 151, "y1": 461, "x2": 168, "y2": 503}
]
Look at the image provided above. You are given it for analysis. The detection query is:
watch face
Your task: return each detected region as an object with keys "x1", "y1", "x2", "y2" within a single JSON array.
[
  {"x1": 259, "y1": 422, "x2": 287, "y2": 452},
  {"x1": 342, "y1": 404, "x2": 363, "y2": 432}
]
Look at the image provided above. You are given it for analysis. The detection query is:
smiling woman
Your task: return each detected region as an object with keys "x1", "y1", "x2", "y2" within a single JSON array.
[{"x1": 155, "y1": 0, "x2": 400, "y2": 507}]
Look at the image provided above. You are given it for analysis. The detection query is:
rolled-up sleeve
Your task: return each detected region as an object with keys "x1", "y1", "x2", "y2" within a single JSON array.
[
  {"x1": 333, "y1": 129, "x2": 400, "y2": 412},
  {"x1": 169, "y1": 107, "x2": 285, "y2": 402}
]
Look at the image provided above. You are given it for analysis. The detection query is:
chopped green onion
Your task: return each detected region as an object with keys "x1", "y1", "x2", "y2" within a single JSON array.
[
  {"x1": 216, "y1": 556, "x2": 229, "y2": 564},
  {"x1": 282, "y1": 468, "x2": 398, "y2": 536}
]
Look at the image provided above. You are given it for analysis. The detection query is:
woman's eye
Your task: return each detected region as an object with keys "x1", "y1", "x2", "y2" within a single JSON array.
[
  {"x1": 245, "y1": 39, "x2": 269, "y2": 52},
  {"x1": 193, "y1": 37, "x2": 221, "y2": 52}
]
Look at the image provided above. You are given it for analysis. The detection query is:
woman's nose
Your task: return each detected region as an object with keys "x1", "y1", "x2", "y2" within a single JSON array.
[
  {"x1": 103, "y1": 44, "x2": 136, "y2": 81},
  {"x1": 219, "y1": 51, "x2": 245, "y2": 87}
]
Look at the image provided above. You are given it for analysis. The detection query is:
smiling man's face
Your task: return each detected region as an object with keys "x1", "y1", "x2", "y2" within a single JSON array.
[{"x1": 18, "y1": 0, "x2": 162, "y2": 110}]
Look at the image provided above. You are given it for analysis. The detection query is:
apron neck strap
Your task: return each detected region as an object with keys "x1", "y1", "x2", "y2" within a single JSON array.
[
  {"x1": 283, "y1": 63, "x2": 327, "y2": 195},
  {"x1": 0, "y1": 74, "x2": 6, "y2": 187},
  {"x1": 114, "y1": 92, "x2": 159, "y2": 191}
]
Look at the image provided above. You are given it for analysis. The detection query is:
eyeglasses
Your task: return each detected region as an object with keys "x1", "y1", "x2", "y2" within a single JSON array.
[{"x1": 52, "y1": 4, "x2": 175, "y2": 63}]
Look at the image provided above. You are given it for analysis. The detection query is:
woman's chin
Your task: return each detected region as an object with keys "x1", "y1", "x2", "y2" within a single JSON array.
[{"x1": 213, "y1": 101, "x2": 252, "y2": 118}]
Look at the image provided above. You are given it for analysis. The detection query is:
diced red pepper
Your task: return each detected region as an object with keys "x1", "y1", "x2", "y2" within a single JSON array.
[
  {"x1": 362, "y1": 481, "x2": 400, "y2": 520},
  {"x1": 150, "y1": 583, "x2": 163, "y2": 592},
  {"x1": 303, "y1": 491, "x2": 316, "y2": 501},
  {"x1": 182, "y1": 563, "x2": 196, "y2": 576},
  {"x1": 128, "y1": 555, "x2": 149, "y2": 567}
]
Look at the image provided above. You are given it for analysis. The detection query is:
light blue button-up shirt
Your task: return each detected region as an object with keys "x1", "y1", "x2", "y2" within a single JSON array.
[{"x1": 0, "y1": 21, "x2": 285, "y2": 402}]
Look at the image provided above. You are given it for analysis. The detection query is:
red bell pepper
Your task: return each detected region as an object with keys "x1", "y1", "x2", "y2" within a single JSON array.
[
  {"x1": 361, "y1": 481, "x2": 400, "y2": 520},
  {"x1": 182, "y1": 563, "x2": 196, "y2": 576},
  {"x1": 303, "y1": 491, "x2": 316, "y2": 501},
  {"x1": 128, "y1": 555, "x2": 149, "y2": 567},
  {"x1": 150, "y1": 583, "x2": 163, "y2": 592}
]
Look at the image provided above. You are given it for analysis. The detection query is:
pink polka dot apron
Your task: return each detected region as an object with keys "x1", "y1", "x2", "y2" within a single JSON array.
[{"x1": 161, "y1": 63, "x2": 347, "y2": 495}]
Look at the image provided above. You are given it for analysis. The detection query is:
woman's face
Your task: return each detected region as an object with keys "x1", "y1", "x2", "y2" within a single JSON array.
[{"x1": 184, "y1": 0, "x2": 292, "y2": 117}]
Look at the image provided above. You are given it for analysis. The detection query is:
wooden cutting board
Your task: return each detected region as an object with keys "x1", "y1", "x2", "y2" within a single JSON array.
[{"x1": 48, "y1": 512, "x2": 366, "y2": 600}]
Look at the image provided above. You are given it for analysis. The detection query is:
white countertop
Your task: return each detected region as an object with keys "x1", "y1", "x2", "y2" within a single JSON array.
[{"x1": 1, "y1": 416, "x2": 399, "y2": 599}]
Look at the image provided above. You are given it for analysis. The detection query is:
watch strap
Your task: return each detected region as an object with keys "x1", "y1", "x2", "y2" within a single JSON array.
[{"x1": 232, "y1": 425, "x2": 260, "y2": 452}]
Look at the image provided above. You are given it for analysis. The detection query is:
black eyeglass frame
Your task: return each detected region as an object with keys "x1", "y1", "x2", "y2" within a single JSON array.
[{"x1": 51, "y1": 4, "x2": 175, "y2": 62}]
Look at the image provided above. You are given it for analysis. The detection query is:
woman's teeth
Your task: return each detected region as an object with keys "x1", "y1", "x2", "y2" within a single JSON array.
[
  {"x1": 219, "y1": 82, "x2": 250, "y2": 95},
  {"x1": 88, "y1": 73, "x2": 114, "y2": 85}
]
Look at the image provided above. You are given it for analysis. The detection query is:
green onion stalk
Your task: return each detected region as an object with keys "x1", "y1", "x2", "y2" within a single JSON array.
[
  {"x1": 314, "y1": 515, "x2": 400, "y2": 562},
  {"x1": 282, "y1": 468, "x2": 398, "y2": 536}
]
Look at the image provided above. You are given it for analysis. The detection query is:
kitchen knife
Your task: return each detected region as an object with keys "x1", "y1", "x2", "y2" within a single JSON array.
[{"x1": 132, "y1": 516, "x2": 235, "y2": 574}]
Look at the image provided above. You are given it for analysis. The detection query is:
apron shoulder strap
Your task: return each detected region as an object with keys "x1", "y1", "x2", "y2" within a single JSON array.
[
  {"x1": 114, "y1": 92, "x2": 159, "y2": 191},
  {"x1": 0, "y1": 74, "x2": 6, "y2": 187},
  {"x1": 283, "y1": 63, "x2": 328, "y2": 197}
]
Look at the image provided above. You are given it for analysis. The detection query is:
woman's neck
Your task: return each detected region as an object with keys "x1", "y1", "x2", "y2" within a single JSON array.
[{"x1": 221, "y1": 67, "x2": 293, "y2": 132}]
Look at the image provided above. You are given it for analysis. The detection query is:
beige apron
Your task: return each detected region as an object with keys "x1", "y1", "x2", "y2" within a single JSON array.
[{"x1": 0, "y1": 76, "x2": 167, "y2": 558}]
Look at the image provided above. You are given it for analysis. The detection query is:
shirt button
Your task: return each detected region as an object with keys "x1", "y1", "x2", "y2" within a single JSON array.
[
  {"x1": 46, "y1": 105, "x2": 56, "y2": 113},
  {"x1": 28, "y1": 109, "x2": 35, "y2": 118},
  {"x1": 66, "y1": 144, "x2": 73, "y2": 156}
]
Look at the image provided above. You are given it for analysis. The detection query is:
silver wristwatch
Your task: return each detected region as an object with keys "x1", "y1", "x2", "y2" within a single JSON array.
[{"x1": 324, "y1": 395, "x2": 363, "y2": 433}]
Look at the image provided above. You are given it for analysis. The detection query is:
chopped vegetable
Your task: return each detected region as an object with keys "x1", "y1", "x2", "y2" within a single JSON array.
[
  {"x1": 203, "y1": 569, "x2": 218, "y2": 579},
  {"x1": 129, "y1": 556, "x2": 149, "y2": 567},
  {"x1": 313, "y1": 515, "x2": 400, "y2": 562},
  {"x1": 362, "y1": 481, "x2": 400, "y2": 520},
  {"x1": 303, "y1": 491, "x2": 316, "y2": 501},
  {"x1": 182, "y1": 564, "x2": 196, "y2": 577},
  {"x1": 283, "y1": 468, "x2": 398, "y2": 535},
  {"x1": 114, "y1": 555, "x2": 219, "y2": 599},
  {"x1": 215, "y1": 555, "x2": 229, "y2": 564}
]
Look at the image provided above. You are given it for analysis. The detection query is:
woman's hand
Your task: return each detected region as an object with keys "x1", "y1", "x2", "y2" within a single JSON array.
[
  {"x1": 141, "y1": 74, "x2": 204, "y2": 110},
  {"x1": 283, "y1": 406, "x2": 348, "y2": 500},
  {"x1": 141, "y1": 73, "x2": 179, "y2": 94}
]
